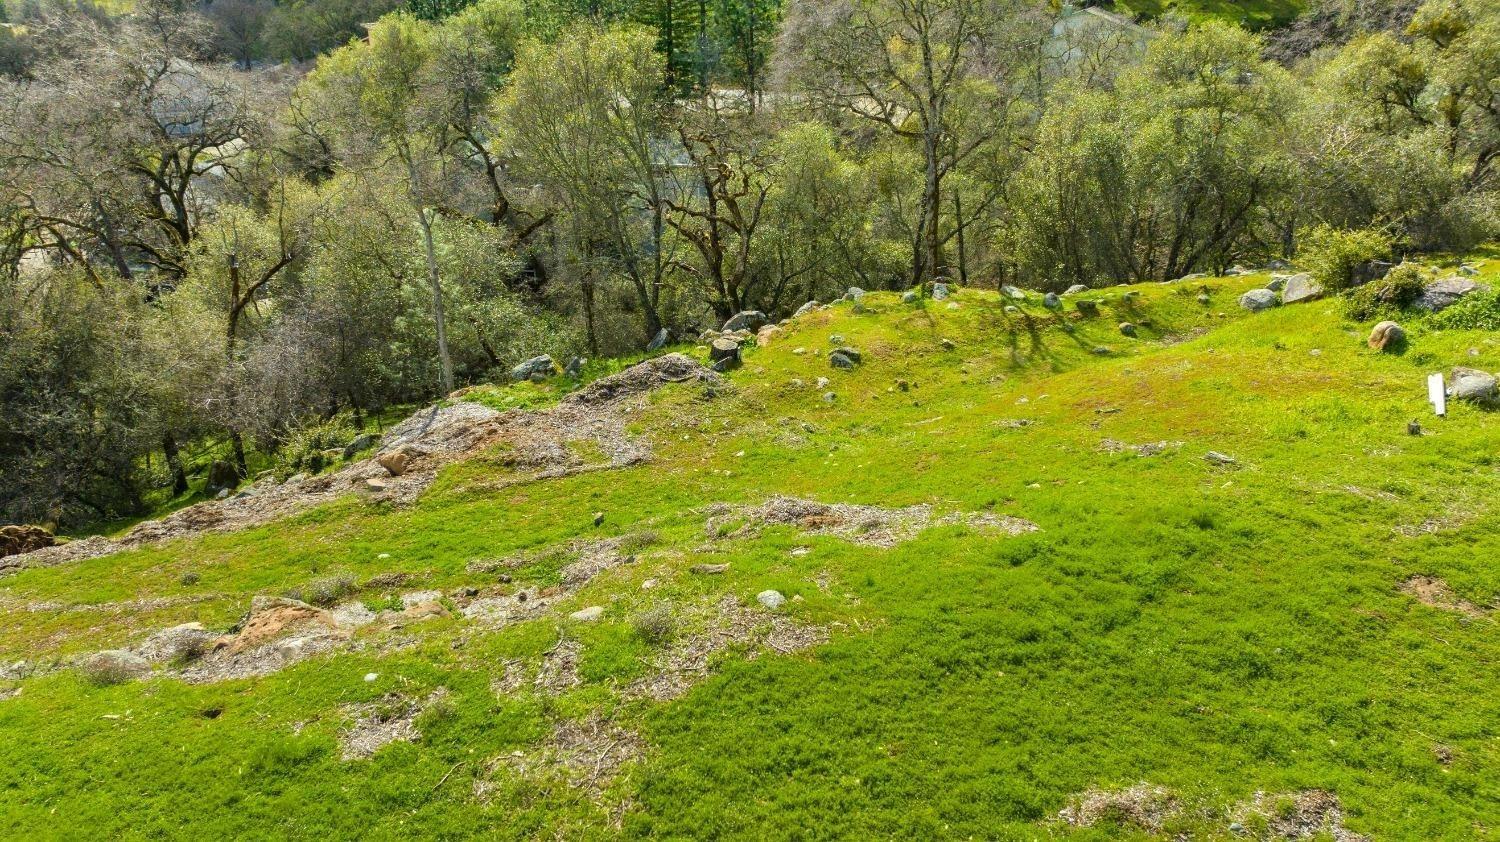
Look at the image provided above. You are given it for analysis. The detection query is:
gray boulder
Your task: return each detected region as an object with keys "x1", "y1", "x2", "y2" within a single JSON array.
[
  {"x1": 1001, "y1": 285, "x2": 1027, "y2": 301},
  {"x1": 709, "y1": 338, "x2": 741, "y2": 368},
  {"x1": 564, "y1": 356, "x2": 586, "y2": 377},
  {"x1": 1281, "y1": 274, "x2": 1324, "y2": 305},
  {"x1": 1075, "y1": 300, "x2": 1099, "y2": 317},
  {"x1": 1416, "y1": 277, "x2": 1484, "y2": 313},
  {"x1": 1043, "y1": 292, "x2": 1061, "y2": 309},
  {"x1": 1118, "y1": 322, "x2": 1137, "y2": 337},
  {"x1": 844, "y1": 287, "x2": 866, "y2": 302},
  {"x1": 722, "y1": 311, "x2": 768, "y2": 333},
  {"x1": 1267, "y1": 275, "x2": 1289, "y2": 292},
  {"x1": 932, "y1": 282, "x2": 950, "y2": 300},
  {"x1": 1064, "y1": 284, "x2": 1089, "y2": 295},
  {"x1": 1457, "y1": 264, "x2": 1478, "y2": 277},
  {"x1": 343, "y1": 433, "x2": 380, "y2": 460},
  {"x1": 511, "y1": 355, "x2": 557, "y2": 382},
  {"x1": 1239, "y1": 289, "x2": 1278, "y2": 311},
  {"x1": 902, "y1": 290, "x2": 919, "y2": 304},
  {"x1": 1449, "y1": 368, "x2": 1498, "y2": 404},
  {"x1": 794, "y1": 300, "x2": 820, "y2": 317},
  {"x1": 756, "y1": 590, "x2": 786, "y2": 610},
  {"x1": 829, "y1": 350, "x2": 858, "y2": 369},
  {"x1": 646, "y1": 328, "x2": 670, "y2": 351}
]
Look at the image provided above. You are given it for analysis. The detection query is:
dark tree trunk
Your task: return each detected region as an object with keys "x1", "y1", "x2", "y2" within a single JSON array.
[{"x1": 162, "y1": 430, "x2": 188, "y2": 495}]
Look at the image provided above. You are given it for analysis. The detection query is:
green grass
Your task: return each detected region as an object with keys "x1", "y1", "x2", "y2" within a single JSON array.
[{"x1": 1, "y1": 266, "x2": 1497, "y2": 839}]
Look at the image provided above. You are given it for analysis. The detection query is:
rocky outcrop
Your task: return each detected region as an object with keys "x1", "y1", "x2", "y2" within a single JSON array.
[
  {"x1": 1281, "y1": 274, "x2": 1324, "y2": 304},
  {"x1": 1416, "y1": 277, "x2": 1485, "y2": 313},
  {"x1": 0, "y1": 525, "x2": 54, "y2": 558}
]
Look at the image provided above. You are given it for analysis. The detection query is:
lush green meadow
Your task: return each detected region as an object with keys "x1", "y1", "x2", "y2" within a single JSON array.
[{"x1": 1, "y1": 265, "x2": 1497, "y2": 839}]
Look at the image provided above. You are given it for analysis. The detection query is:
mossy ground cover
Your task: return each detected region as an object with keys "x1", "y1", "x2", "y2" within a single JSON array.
[{"x1": 1, "y1": 267, "x2": 1497, "y2": 839}]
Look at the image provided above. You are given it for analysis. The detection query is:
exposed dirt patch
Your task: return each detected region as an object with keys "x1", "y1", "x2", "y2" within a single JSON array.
[
  {"x1": 461, "y1": 535, "x2": 644, "y2": 626},
  {"x1": 1231, "y1": 789, "x2": 1368, "y2": 841},
  {"x1": 175, "y1": 596, "x2": 352, "y2": 683},
  {"x1": 494, "y1": 638, "x2": 585, "y2": 698},
  {"x1": 1399, "y1": 575, "x2": 1490, "y2": 618},
  {"x1": 2, "y1": 355, "x2": 718, "y2": 575},
  {"x1": 491, "y1": 713, "x2": 644, "y2": 797},
  {"x1": 340, "y1": 688, "x2": 449, "y2": 761},
  {"x1": 1098, "y1": 438, "x2": 1183, "y2": 456},
  {"x1": 1058, "y1": 785, "x2": 1367, "y2": 840},
  {"x1": 706, "y1": 496, "x2": 1038, "y2": 548},
  {"x1": 625, "y1": 594, "x2": 829, "y2": 702},
  {"x1": 1057, "y1": 783, "x2": 1179, "y2": 833}
]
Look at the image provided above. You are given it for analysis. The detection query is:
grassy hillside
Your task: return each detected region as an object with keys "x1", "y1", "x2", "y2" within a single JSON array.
[
  {"x1": 1, "y1": 265, "x2": 1497, "y2": 839},
  {"x1": 1117, "y1": 0, "x2": 1306, "y2": 30}
]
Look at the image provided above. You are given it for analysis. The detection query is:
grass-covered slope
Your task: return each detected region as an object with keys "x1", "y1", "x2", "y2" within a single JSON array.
[{"x1": 0, "y1": 270, "x2": 1497, "y2": 839}]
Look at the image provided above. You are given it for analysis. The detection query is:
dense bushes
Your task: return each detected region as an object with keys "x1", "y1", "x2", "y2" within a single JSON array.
[
  {"x1": 1300, "y1": 225, "x2": 1395, "y2": 293},
  {"x1": 273, "y1": 415, "x2": 362, "y2": 480},
  {"x1": 1341, "y1": 262, "x2": 1427, "y2": 320},
  {"x1": 1428, "y1": 289, "x2": 1500, "y2": 331}
]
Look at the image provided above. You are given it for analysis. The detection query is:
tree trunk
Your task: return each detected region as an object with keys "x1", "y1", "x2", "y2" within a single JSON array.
[
  {"x1": 162, "y1": 430, "x2": 188, "y2": 496},
  {"x1": 230, "y1": 430, "x2": 248, "y2": 479},
  {"x1": 582, "y1": 275, "x2": 599, "y2": 357},
  {"x1": 923, "y1": 134, "x2": 942, "y2": 285},
  {"x1": 953, "y1": 189, "x2": 968, "y2": 285},
  {"x1": 418, "y1": 208, "x2": 455, "y2": 395}
]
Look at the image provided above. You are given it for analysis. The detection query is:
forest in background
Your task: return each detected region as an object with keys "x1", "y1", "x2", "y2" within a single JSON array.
[{"x1": 1, "y1": 0, "x2": 1496, "y2": 526}]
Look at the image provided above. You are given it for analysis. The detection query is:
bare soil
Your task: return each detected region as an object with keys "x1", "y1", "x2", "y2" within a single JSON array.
[{"x1": 706, "y1": 496, "x2": 1038, "y2": 548}]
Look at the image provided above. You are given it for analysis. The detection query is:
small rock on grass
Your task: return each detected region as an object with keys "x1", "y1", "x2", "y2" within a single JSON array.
[
  {"x1": 1239, "y1": 289, "x2": 1278, "y2": 311},
  {"x1": 757, "y1": 590, "x2": 786, "y2": 610},
  {"x1": 377, "y1": 451, "x2": 409, "y2": 477},
  {"x1": 691, "y1": 563, "x2": 729, "y2": 575},
  {"x1": 1204, "y1": 451, "x2": 1239, "y2": 467},
  {"x1": 570, "y1": 606, "x2": 605, "y2": 622},
  {"x1": 1367, "y1": 321, "x2": 1404, "y2": 352}
]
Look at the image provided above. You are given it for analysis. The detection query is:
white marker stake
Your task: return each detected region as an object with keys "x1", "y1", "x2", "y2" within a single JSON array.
[{"x1": 1428, "y1": 373, "x2": 1447, "y2": 417}]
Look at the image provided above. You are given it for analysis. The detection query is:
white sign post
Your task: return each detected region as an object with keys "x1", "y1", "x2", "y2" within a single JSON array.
[{"x1": 1428, "y1": 373, "x2": 1447, "y2": 417}]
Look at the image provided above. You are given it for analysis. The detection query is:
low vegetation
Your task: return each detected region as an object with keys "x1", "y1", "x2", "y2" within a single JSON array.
[{"x1": 0, "y1": 263, "x2": 1495, "y2": 837}]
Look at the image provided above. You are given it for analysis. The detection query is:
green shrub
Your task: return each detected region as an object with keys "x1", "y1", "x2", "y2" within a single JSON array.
[
  {"x1": 288, "y1": 572, "x2": 356, "y2": 607},
  {"x1": 274, "y1": 414, "x2": 361, "y2": 480},
  {"x1": 1342, "y1": 262, "x2": 1427, "y2": 321},
  {"x1": 79, "y1": 652, "x2": 146, "y2": 687},
  {"x1": 632, "y1": 604, "x2": 677, "y2": 646},
  {"x1": 1428, "y1": 288, "x2": 1500, "y2": 331},
  {"x1": 1300, "y1": 225, "x2": 1394, "y2": 292}
]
